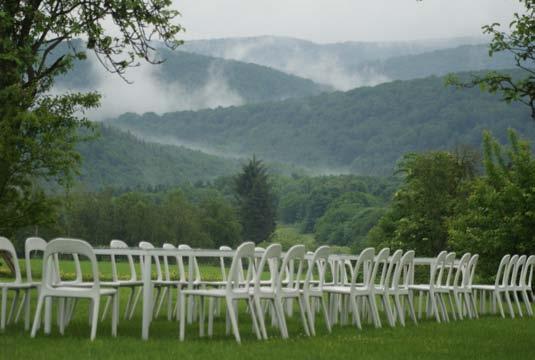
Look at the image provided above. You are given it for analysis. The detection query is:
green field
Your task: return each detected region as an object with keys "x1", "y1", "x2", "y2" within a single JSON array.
[{"x1": 1, "y1": 260, "x2": 534, "y2": 359}]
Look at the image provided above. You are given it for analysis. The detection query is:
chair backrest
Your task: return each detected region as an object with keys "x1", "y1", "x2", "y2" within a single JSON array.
[
  {"x1": 350, "y1": 247, "x2": 375, "y2": 291},
  {"x1": 219, "y1": 246, "x2": 232, "y2": 282},
  {"x1": 253, "y1": 243, "x2": 282, "y2": 291},
  {"x1": 495, "y1": 254, "x2": 511, "y2": 287},
  {"x1": 278, "y1": 244, "x2": 306, "y2": 291},
  {"x1": 520, "y1": 255, "x2": 535, "y2": 288},
  {"x1": 226, "y1": 242, "x2": 255, "y2": 291},
  {"x1": 372, "y1": 248, "x2": 390, "y2": 288},
  {"x1": 0, "y1": 236, "x2": 22, "y2": 283},
  {"x1": 392, "y1": 250, "x2": 415, "y2": 290},
  {"x1": 304, "y1": 246, "x2": 330, "y2": 291},
  {"x1": 504, "y1": 254, "x2": 519, "y2": 287},
  {"x1": 139, "y1": 241, "x2": 163, "y2": 281},
  {"x1": 442, "y1": 252, "x2": 456, "y2": 287},
  {"x1": 511, "y1": 255, "x2": 526, "y2": 287},
  {"x1": 384, "y1": 249, "x2": 403, "y2": 289},
  {"x1": 178, "y1": 244, "x2": 202, "y2": 282},
  {"x1": 42, "y1": 238, "x2": 98, "y2": 291},
  {"x1": 451, "y1": 253, "x2": 470, "y2": 289},
  {"x1": 110, "y1": 239, "x2": 138, "y2": 282},
  {"x1": 465, "y1": 254, "x2": 479, "y2": 287},
  {"x1": 25, "y1": 237, "x2": 47, "y2": 283},
  {"x1": 162, "y1": 243, "x2": 179, "y2": 282},
  {"x1": 430, "y1": 251, "x2": 448, "y2": 288}
]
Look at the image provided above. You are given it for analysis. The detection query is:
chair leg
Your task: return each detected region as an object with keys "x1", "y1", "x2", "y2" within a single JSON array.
[
  {"x1": 208, "y1": 297, "x2": 214, "y2": 337},
  {"x1": 24, "y1": 289, "x2": 31, "y2": 331},
  {"x1": 394, "y1": 295, "x2": 405, "y2": 327},
  {"x1": 31, "y1": 295, "x2": 45, "y2": 338},
  {"x1": 521, "y1": 290, "x2": 533, "y2": 317},
  {"x1": 129, "y1": 287, "x2": 142, "y2": 319},
  {"x1": 58, "y1": 298, "x2": 65, "y2": 335},
  {"x1": 407, "y1": 291, "x2": 418, "y2": 325},
  {"x1": 167, "y1": 287, "x2": 173, "y2": 321},
  {"x1": 274, "y1": 298, "x2": 288, "y2": 338},
  {"x1": 430, "y1": 292, "x2": 441, "y2": 323},
  {"x1": 513, "y1": 291, "x2": 523, "y2": 318},
  {"x1": 199, "y1": 296, "x2": 205, "y2": 337},
  {"x1": 112, "y1": 294, "x2": 118, "y2": 337},
  {"x1": 179, "y1": 292, "x2": 186, "y2": 341},
  {"x1": 226, "y1": 298, "x2": 241, "y2": 343},
  {"x1": 297, "y1": 296, "x2": 311, "y2": 336},
  {"x1": 15, "y1": 290, "x2": 26, "y2": 323},
  {"x1": 44, "y1": 297, "x2": 52, "y2": 334},
  {"x1": 349, "y1": 295, "x2": 362, "y2": 330},
  {"x1": 101, "y1": 297, "x2": 112, "y2": 322},
  {"x1": 248, "y1": 298, "x2": 262, "y2": 340},
  {"x1": 495, "y1": 291, "x2": 505, "y2": 318},
  {"x1": 303, "y1": 295, "x2": 315, "y2": 336},
  {"x1": 504, "y1": 291, "x2": 515, "y2": 318},
  {"x1": 254, "y1": 296, "x2": 268, "y2": 339},
  {"x1": 7, "y1": 289, "x2": 19, "y2": 324},
  {"x1": 90, "y1": 298, "x2": 100, "y2": 341},
  {"x1": 1, "y1": 288, "x2": 7, "y2": 331},
  {"x1": 382, "y1": 295, "x2": 395, "y2": 327},
  {"x1": 321, "y1": 296, "x2": 332, "y2": 333},
  {"x1": 368, "y1": 294, "x2": 381, "y2": 328}
]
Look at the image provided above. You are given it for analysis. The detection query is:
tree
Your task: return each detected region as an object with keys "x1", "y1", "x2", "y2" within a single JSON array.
[
  {"x1": 367, "y1": 149, "x2": 478, "y2": 255},
  {"x1": 234, "y1": 157, "x2": 277, "y2": 244},
  {"x1": 0, "y1": 1, "x2": 183, "y2": 237},
  {"x1": 447, "y1": 0, "x2": 535, "y2": 119},
  {"x1": 448, "y1": 130, "x2": 535, "y2": 278}
]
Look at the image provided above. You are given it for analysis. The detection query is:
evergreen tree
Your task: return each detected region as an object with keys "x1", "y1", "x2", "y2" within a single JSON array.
[{"x1": 234, "y1": 157, "x2": 277, "y2": 244}]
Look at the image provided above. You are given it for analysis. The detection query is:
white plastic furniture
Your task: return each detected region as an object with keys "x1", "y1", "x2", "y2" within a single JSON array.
[
  {"x1": 389, "y1": 250, "x2": 418, "y2": 326},
  {"x1": 0, "y1": 237, "x2": 33, "y2": 331},
  {"x1": 445, "y1": 253, "x2": 472, "y2": 320},
  {"x1": 301, "y1": 245, "x2": 332, "y2": 335},
  {"x1": 101, "y1": 240, "x2": 145, "y2": 321},
  {"x1": 472, "y1": 254, "x2": 511, "y2": 318},
  {"x1": 410, "y1": 250, "x2": 447, "y2": 323},
  {"x1": 516, "y1": 255, "x2": 535, "y2": 317},
  {"x1": 30, "y1": 238, "x2": 118, "y2": 340},
  {"x1": 324, "y1": 247, "x2": 380, "y2": 330},
  {"x1": 249, "y1": 243, "x2": 285, "y2": 339},
  {"x1": 179, "y1": 242, "x2": 261, "y2": 343}
]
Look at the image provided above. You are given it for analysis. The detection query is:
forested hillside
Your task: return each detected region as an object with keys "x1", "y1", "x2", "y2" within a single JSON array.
[
  {"x1": 76, "y1": 125, "x2": 239, "y2": 189},
  {"x1": 110, "y1": 72, "x2": 534, "y2": 176},
  {"x1": 355, "y1": 44, "x2": 516, "y2": 81}
]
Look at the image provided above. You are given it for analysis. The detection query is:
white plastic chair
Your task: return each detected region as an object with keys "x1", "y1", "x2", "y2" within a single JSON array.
[
  {"x1": 249, "y1": 243, "x2": 285, "y2": 339},
  {"x1": 409, "y1": 250, "x2": 448, "y2": 323},
  {"x1": 301, "y1": 245, "x2": 331, "y2": 335},
  {"x1": 101, "y1": 240, "x2": 145, "y2": 321},
  {"x1": 374, "y1": 249, "x2": 401, "y2": 327},
  {"x1": 472, "y1": 254, "x2": 511, "y2": 318},
  {"x1": 389, "y1": 250, "x2": 418, "y2": 326},
  {"x1": 517, "y1": 255, "x2": 535, "y2": 317},
  {"x1": 324, "y1": 247, "x2": 380, "y2": 330},
  {"x1": 30, "y1": 238, "x2": 118, "y2": 341},
  {"x1": 0, "y1": 237, "x2": 33, "y2": 331},
  {"x1": 179, "y1": 242, "x2": 261, "y2": 343}
]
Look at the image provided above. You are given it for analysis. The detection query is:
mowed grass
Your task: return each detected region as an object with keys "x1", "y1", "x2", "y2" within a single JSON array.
[{"x1": 1, "y1": 261, "x2": 535, "y2": 359}]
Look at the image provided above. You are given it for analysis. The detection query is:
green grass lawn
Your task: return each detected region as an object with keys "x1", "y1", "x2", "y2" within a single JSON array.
[{"x1": 1, "y1": 261, "x2": 535, "y2": 359}]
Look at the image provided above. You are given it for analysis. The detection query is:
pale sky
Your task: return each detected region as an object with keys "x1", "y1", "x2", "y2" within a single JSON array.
[{"x1": 175, "y1": 0, "x2": 523, "y2": 43}]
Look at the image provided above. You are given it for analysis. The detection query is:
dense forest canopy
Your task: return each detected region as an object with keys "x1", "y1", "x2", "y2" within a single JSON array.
[{"x1": 110, "y1": 71, "x2": 534, "y2": 176}]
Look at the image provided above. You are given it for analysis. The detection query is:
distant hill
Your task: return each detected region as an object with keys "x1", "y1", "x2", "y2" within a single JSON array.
[
  {"x1": 180, "y1": 36, "x2": 489, "y2": 90},
  {"x1": 354, "y1": 44, "x2": 516, "y2": 81},
  {"x1": 109, "y1": 71, "x2": 535, "y2": 176},
  {"x1": 54, "y1": 43, "x2": 330, "y2": 119},
  {"x1": 76, "y1": 125, "x2": 239, "y2": 189}
]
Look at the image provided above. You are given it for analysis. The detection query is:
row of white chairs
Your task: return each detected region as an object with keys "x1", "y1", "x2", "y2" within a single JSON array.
[{"x1": 1, "y1": 236, "x2": 534, "y2": 342}]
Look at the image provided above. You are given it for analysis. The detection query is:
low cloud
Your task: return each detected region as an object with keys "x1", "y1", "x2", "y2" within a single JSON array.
[{"x1": 54, "y1": 55, "x2": 244, "y2": 121}]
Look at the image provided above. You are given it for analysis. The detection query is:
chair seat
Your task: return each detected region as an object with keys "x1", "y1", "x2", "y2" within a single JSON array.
[
  {"x1": 409, "y1": 284, "x2": 432, "y2": 291},
  {"x1": 472, "y1": 284, "x2": 499, "y2": 291},
  {"x1": 48, "y1": 286, "x2": 117, "y2": 296},
  {"x1": 182, "y1": 287, "x2": 250, "y2": 298},
  {"x1": 55, "y1": 281, "x2": 121, "y2": 288},
  {"x1": 153, "y1": 280, "x2": 186, "y2": 287},
  {"x1": 0, "y1": 282, "x2": 35, "y2": 289}
]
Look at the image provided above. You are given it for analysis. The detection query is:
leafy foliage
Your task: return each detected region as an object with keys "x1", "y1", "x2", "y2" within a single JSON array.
[
  {"x1": 0, "y1": 0, "x2": 182, "y2": 235},
  {"x1": 367, "y1": 150, "x2": 478, "y2": 256},
  {"x1": 448, "y1": 130, "x2": 535, "y2": 277},
  {"x1": 234, "y1": 157, "x2": 277, "y2": 244},
  {"x1": 448, "y1": 0, "x2": 535, "y2": 119}
]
